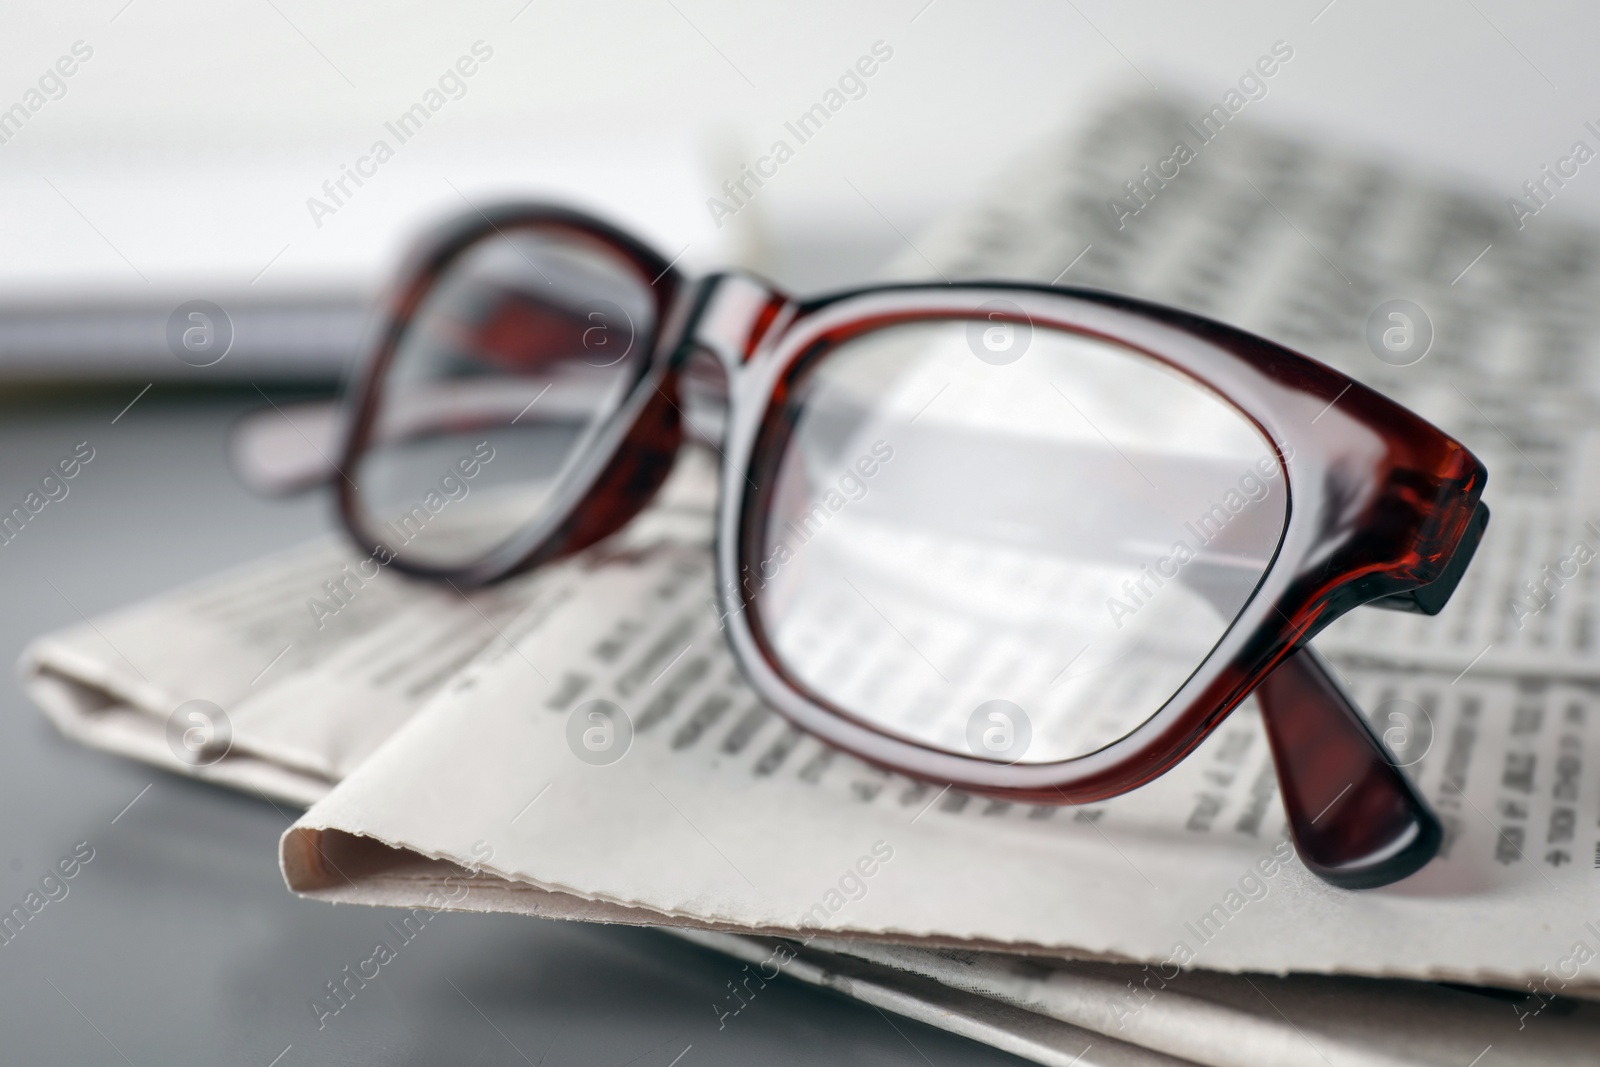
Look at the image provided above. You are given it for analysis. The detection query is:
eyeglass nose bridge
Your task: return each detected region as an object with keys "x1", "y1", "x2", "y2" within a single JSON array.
[{"x1": 679, "y1": 271, "x2": 796, "y2": 375}]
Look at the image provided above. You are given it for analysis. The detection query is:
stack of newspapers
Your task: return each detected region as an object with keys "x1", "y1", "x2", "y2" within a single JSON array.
[{"x1": 24, "y1": 95, "x2": 1600, "y2": 1066}]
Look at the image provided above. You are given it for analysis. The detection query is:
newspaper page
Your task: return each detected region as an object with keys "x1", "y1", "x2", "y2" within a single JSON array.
[
  {"x1": 24, "y1": 541, "x2": 552, "y2": 805},
  {"x1": 27, "y1": 465, "x2": 1600, "y2": 1062},
  {"x1": 813, "y1": 937, "x2": 1600, "y2": 1067},
  {"x1": 885, "y1": 92, "x2": 1600, "y2": 681},
  {"x1": 21, "y1": 447, "x2": 718, "y2": 805},
  {"x1": 19, "y1": 447, "x2": 1209, "y2": 1067},
  {"x1": 684, "y1": 931, "x2": 1198, "y2": 1067},
  {"x1": 275, "y1": 528, "x2": 1600, "y2": 992}
]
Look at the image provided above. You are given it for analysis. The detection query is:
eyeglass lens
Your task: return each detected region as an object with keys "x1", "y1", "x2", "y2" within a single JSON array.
[
  {"x1": 751, "y1": 319, "x2": 1289, "y2": 764},
  {"x1": 353, "y1": 228, "x2": 656, "y2": 567}
]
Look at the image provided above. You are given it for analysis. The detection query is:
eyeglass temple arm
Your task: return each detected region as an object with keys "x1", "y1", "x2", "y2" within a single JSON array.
[
  {"x1": 228, "y1": 392, "x2": 720, "y2": 498},
  {"x1": 1252, "y1": 499, "x2": 1486, "y2": 889},
  {"x1": 1254, "y1": 646, "x2": 1442, "y2": 890}
]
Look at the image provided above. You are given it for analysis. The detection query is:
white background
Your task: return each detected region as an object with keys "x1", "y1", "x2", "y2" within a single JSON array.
[{"x1": 0, "y1": 0, "x2": 1596, "y2": 296}]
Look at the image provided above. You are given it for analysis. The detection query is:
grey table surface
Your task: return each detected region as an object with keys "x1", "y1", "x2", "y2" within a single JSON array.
[{"x1": 0, "y1": 387, "x2": 1029, "y2": 1067}]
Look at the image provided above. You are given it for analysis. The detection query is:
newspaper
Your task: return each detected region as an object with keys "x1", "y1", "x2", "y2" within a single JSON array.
[
  {"x1": 689, "y1": 931, "x2": 1198, "y2": 1067},
  {"x1": 24, "y1": 450, "x2": 718, "y2": 806},
  {"x1": 887, "y1": 94, "x2": 1600, "y2": 677},
  {"x1": 812, "y1": 937, "x2": 1600, "y2": 1067},
  {"x1": 23, "y1": 93, "x2": 1600, "y2": 1064},
  {"x1": 20, "y1": 450, "x2": 1203, "y2": 1067},
  {"x1": 268, "y1": 527, "x2": 1600, "y2": 989},
  {"x1": 29, "y1": 461, "x2": 1600, "y2": 1061}
]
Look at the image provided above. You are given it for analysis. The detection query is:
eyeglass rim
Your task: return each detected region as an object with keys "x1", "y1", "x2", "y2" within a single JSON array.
[
  {"x1": 712, "y1": 282, "x2": 1487, "y2": 801},
  {"x1": 333, "y1": 203, "x2": 689, "y2": 587}
]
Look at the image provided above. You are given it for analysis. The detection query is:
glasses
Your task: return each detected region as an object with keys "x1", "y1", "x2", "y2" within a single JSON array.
[{"x1": 331, "y1": 202, "x2": 1489, "y2": 891}]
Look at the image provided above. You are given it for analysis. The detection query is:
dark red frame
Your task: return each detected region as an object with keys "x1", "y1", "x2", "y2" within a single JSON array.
[
  {"x1": 335, "y1": 204, "x2": 1489, "y2": 891},
  {"x1": 336, "y1": 204, "x2": 689, "y2": 588}
]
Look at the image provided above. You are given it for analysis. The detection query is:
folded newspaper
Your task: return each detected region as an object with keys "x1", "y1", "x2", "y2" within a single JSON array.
[{"x1": 24, "y1": 92, "x2": 1600, "y2": 1066}]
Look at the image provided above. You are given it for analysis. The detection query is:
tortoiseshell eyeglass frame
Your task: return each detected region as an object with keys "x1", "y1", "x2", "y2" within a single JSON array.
[{"x1": 335, "y1": 203, "x2": 1489, "y2": 891}]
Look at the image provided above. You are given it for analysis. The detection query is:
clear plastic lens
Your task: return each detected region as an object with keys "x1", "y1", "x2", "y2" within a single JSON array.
[
  {"x1": 753, "y1": 319, "x2": 1288, "y2": 764},
  {"x1": 353, "y1": 228, "x2": 654, "y2": 568}
]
